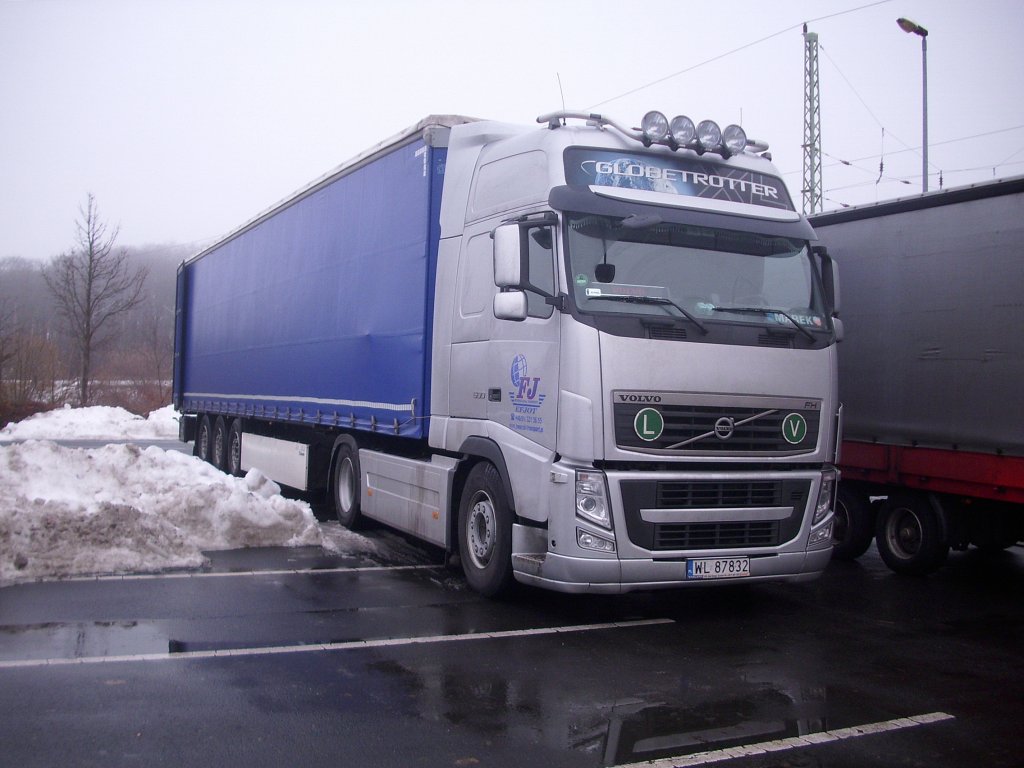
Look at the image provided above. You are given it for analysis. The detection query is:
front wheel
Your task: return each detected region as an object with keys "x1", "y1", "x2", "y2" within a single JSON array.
[
  {"x1": 875, "y1": 493, "x2": 949, "y2": 575},
  {"x1": 832, "y1": 485, "x2": 875, "y2": 560},
  {"x1": 458, "y1": 462, "x2": 515, "y2": 597}
]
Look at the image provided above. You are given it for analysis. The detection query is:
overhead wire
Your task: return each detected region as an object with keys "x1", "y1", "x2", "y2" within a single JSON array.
[{"x1": 586, "y1": 0, "x2": 894, "y2": 109}]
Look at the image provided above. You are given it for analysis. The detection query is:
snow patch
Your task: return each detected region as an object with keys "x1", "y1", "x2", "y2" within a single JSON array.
[
  {"x1": 1, "y1": 404, "x2": 180, "y2": 441},
  {"x1": 0, "y1": 440, "x2": 324, "y2": 586}
]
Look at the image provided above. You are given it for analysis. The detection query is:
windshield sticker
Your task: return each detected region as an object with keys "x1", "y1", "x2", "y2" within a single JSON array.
[
  {"x1": 698, "y1": 302, "x2": 823, "y2": 327},
  {"x1": 564, "y1": 148, "x2": 795, "y2": 212},
  {"x1": 509, "y1": 354, "x2": 546, "y2": 434}
]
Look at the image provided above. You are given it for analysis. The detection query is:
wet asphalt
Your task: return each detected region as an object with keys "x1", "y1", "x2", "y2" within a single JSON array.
[{"x1": 1, "y1": 524, "x2": 1021, "y2": 768}]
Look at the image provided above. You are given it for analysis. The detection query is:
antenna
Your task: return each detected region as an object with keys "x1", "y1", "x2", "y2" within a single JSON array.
[{"x1": 556, "y1": 73, "x2": 567, "y2": 113}]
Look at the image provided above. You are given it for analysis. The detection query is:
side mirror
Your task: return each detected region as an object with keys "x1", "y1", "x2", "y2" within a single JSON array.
[
  {"x1": 812, "y1": 245, "x2": 840, "y2": 316},
  {"x1": 493, "y1": 291, "x2": 528, "y2": 321},
  {"x1": 493, "y1": 224, "x2": 525, "y2": 288}
]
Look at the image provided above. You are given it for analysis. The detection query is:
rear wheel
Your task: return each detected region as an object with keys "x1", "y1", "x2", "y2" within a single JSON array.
[
  {"x1": 194, "y1": 415, "x2": 213, "y2": 463},
  {"x1": 332, "y1": 442, "x2": 362, "y2": 529},
  {"x1": 831, "y1": 485, "x2": 875, "y2": 560},
  {"x1": 211, "y1": 416, "x2": 229, "y2": 471},
  {"x1": 227, "y1": 419, "x2": 244, "y2": 477},
  {"x1": 875, "y1": 493, "x2": 949, "y2": 575},
  {"x1": 458, "y1": 462, "x2": 514, "y2": 597}
]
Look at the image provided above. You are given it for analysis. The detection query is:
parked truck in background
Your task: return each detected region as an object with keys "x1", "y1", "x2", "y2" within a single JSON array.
[
  {"x1": 811, "y1": 177, "x2": 1024, "y2": 574},
  {"x1": 174, "y1": 111, "x2": 841, "y2": 596}
]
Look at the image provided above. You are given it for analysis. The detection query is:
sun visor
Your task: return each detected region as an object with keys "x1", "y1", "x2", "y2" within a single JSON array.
[{"x1": 549, "y1": 185, "x2": 817, "y2": 241}]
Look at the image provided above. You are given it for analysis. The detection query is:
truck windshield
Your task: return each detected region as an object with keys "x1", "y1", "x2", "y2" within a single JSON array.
[{"x1": 565, "y1": 214, "x2": 828, "y2": 334}]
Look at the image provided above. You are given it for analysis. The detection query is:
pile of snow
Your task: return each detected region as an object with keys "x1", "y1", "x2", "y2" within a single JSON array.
[
  {"x1": 0, "y1": 441, "x2": 324, "y2": 587},
  {"x1": 1, "y1": 403, "x2": 180, "y2": 440},
  {"x1": 0, "y1": 405, "x2": 387, "y2": 588}
]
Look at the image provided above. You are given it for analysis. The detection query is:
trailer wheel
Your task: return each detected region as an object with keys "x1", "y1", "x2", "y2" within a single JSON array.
[
  {"x1": 227, "y1": 419, "x2": 244, "y2": 477},
  {"x1": 194, "y1": 416, "x2": 213, "y2": 463},
  {"x1": 875, "y1": 493, "x2": 949, "y2": 575},
  {"x1": 211, "y1": 417, "x2": 229, "y2": 471},
  {"x1": 332, "y1": 442, "x2": 362, "y2": 529},
  {"x1": 458, "y1": 462, "x2": 514, "y2": 597},
  {"x1": 832, "y1": 485, "x2": 875, "y2": 560}
]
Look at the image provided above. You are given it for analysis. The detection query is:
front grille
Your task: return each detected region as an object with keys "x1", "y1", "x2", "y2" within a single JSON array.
[
  {"x1": 656, "y1": 521, "x2": 780, "y2": 549},
  {"x1": 658, "y1": 480, "x2": 780, "y2": 508},
  {"x1": 620, "y1": 478, "x2": 811, "y2": 551},
  {"x1": 614, "y1": 400, "x2": 820, "y2": 454}
]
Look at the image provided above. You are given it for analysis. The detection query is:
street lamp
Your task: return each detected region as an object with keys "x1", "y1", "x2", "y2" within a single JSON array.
[{"x1": 897, "y1": 17, "x2": 929, "y2": 193}]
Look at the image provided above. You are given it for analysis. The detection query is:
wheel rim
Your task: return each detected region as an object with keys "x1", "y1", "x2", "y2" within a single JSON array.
[
  {"x1": 886, "y1": 507, "x2": 923, "y2": 559},
  {"x1": 467, "y1": 491, "x2": 497, "y2": 569},
  {"x1": 198, "y1": 424, "x2": 210, "y2": 459},
  {"x1": 230, "y1": 434, "x2": 241, "y2": 474},
  {"x1": 337, "y1": 457, "x2": 356, "y2": 513},
  {"x1": 213, "y1": 434, "x2": 223, "y2": 465}
]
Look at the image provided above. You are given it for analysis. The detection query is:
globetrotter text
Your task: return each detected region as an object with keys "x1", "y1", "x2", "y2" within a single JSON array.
[{"x1": 585, "y1": 160, "x2": 781, "y2": 200}]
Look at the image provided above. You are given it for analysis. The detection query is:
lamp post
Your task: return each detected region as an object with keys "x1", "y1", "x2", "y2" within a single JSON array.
[{"x1": 897, "y1": 17, "x2": 929, "y2": 193}]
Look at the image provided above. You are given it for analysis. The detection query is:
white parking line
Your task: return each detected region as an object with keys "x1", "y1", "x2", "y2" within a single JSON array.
[
  {"x1": 0, "y1": 618, "x2": 674, "y2": 669},
  {"x1": 57, "y1": 564, "x2": 443, "y2": 583},
  {"x1": 615, "y1": 711, "x2": 956, "y2": 767}
]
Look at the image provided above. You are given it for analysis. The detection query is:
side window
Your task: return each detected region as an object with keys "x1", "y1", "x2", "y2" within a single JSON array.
[{"x1": 526, "y1": 225, "x2": 555, "y2": 319}]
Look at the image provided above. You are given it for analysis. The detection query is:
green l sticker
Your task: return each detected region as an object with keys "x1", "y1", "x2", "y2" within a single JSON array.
[{"x1": 634, "y1": 408, "x2": 664, "y2": 442}]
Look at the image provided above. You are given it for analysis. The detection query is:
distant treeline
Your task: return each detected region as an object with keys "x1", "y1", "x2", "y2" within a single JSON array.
[{"x1": 0, "y1": 242, "x2": 194, "y2": 424}]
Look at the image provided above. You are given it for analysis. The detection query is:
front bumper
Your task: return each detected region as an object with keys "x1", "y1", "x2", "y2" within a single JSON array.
[{"x1": 511, "y1": 465, "x2": 835, "y2": 593}]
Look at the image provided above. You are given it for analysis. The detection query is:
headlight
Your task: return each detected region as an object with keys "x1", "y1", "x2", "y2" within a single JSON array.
[
  {"x1": 723, "y1": 124, "x2": 747, "y2": 154},
  {"x1": 576, "y1": 470, "x2": 612, "y2": 529},
  {"x1": 578, "y1": 528, "x2": 616, "y2": 553},
  {"x1": 814, "y1": 470, "x2": 837, "y2": 525},
  {"x1": 697, "y1": 120, "x2": 722, "y2": 151},
  {"x1": 670, "y1": 115, "x2": 696, "y2": 145},
  {"x1": 641, "y1": 111, "x2": 669, "y2": 143}
]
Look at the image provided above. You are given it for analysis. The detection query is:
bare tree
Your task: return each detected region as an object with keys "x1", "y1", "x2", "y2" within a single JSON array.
[
  {"x1": 0, "y1": 298, "x2": 17, "y2": 402},
  {"x1": 43, "y1": 194, "x2": 149, "y2": 406}
]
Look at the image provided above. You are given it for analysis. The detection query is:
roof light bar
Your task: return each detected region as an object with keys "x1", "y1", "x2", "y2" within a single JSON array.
[{"x1": 535, "y1": 110, "x2": 767, "y2": 157}]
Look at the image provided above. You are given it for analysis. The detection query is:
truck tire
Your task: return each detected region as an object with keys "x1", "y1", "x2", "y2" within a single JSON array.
[
  {"x1": 458, "y1": 462, "x2": 515, "y2": 597},
  {"x1": 211, "y1": 416, "x2": 229, "y2": 471},
  {"x1": 194, "y1": 415, "x2": 213, "y2": 463},
  {"x1": 332, "y1": 442, "x2": 362, "y2": 529},
  {"x1": 227, "y1": 419, "x2": 244, "y2": 477},
  {"x1": 875, "y1": 493, "x2": 949, "y2": 575},
  {"x1": 832, "y1": 485, "x2": 875, "y2": 560}
]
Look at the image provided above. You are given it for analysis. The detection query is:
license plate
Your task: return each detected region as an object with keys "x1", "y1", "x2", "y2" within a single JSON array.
[{"x1": 686, "y1": 556, "x2": 750, "y2": 580}]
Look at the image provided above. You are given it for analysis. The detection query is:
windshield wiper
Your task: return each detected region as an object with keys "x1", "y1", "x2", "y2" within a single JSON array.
[
  {"x1": 712, "y1": 306, "x2": 815, "y2": 342},
  {"x1": 589, "y1": 294, "x2": 708, "y2": 334}
]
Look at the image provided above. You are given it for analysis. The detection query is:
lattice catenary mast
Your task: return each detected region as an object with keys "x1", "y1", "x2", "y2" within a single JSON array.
[{"x1": 802, "y1": 24, "x2": 822, "y2": 214}]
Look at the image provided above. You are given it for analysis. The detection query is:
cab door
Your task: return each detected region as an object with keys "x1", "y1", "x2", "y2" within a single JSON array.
[
  {"x1": 487, "y1": 218, "x2": 561, "y2": 453},
  {"x1": 447, "y1": 216, "x2": 561, "y2": 453}
]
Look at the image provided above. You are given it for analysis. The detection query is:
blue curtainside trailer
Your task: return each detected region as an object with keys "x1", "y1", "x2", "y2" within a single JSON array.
[{"x1": 174, "y1": 120, "x2": 452, "y2": 440}]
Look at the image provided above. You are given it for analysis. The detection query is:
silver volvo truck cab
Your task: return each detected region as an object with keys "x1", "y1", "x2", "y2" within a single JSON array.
[{"x1": 431, "y1": 111, "x2": 840, "y2": 594}]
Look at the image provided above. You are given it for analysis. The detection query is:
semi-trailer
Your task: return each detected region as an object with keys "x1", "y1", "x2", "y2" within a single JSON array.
[
  {"x1": 174, "y1": 111, "x2": 841, "y2": 595},
  {"x1": 811, "y1": 177, "x2": 1024, "y2": 574}
]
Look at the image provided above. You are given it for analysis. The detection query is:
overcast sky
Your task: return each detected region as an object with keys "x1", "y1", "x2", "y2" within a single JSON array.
[{"x1": 2, "y1": 0, "x2": 1023, "y2": 262}]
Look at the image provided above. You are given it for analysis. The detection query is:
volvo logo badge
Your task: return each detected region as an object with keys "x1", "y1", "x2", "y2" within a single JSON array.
[{"x1": 714, "y1": 417, "x2": 735, "y2": 440}]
